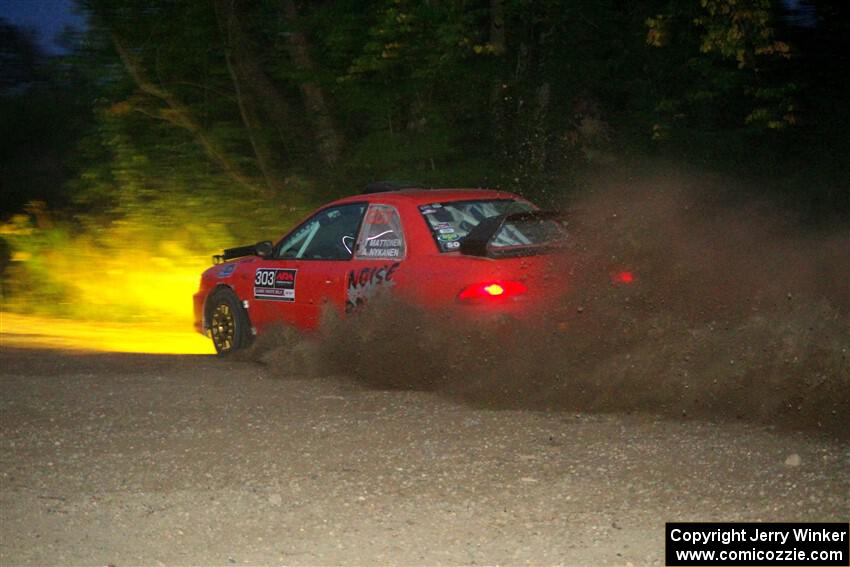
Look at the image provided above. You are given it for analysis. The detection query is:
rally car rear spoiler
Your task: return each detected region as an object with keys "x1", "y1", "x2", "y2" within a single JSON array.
[
  {"x1": 459, "y1": 210, "x2": 567, "y2": 258},
  {"x1": 213, "y1": 240, "x2": 273, "y2": 264}
]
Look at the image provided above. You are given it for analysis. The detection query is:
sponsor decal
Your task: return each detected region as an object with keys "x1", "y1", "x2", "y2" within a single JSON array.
[
  {"x1": 438, "y1": 227, "x2": 455, "y2": 234},
  {"x1": 365, "y1": 208, "x2": 393, "y2": 225},
  {"x1": 432, "y1": 222, "x2": 451, "y2": 229},
  {"x1": 346, "y1": 262, "x2": 399, "y2": 311},
  {"x1": 218, "y1": 264, "x2": 236, "y2": 278},
  {"x1": 446, "y1": 241, "x2": 461, "y2": 249},
  {"x1": 254, "y1": 268, "x2": 296, "y2": 301},
  {"x1": 438, "y1": 233, "x2": 459, "y2": 242}
]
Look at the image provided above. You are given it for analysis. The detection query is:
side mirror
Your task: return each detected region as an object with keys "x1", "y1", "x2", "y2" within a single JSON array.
[{"x1": 255, "y1": 240, "x2": 273, "y2": 258}]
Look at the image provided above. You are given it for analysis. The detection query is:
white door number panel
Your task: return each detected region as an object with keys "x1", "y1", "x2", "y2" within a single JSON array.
[{"x1": 254, "y1": 268, "x2": 297, "y2": 301}]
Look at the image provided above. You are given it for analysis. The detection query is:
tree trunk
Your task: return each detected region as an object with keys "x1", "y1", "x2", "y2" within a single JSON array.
[
  {"x1": 111, "y1": 34, "x2": 260, "y2": 195},
  {"x1": 489, "y1": 0, "x2": 509, "y2": 169},
  {"x1": 281, "y1": 0, "x2": 343, "y2": 166},
  {"x1": 222, "y1": 44, "x2": 286, "y2": 198},
  {"x1": 490, "y1": 0, "x2": 506, "y2": 55},
  {"x1": 215, "y1": 0, "x2": 288, "y2": 198},
  {"x1": 216, "y1": 0, "x2": 292, "y2": 144}
]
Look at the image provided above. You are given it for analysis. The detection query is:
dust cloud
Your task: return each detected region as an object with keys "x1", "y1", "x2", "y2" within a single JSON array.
[{"x1": 253, "y1": 167, "x2": 850, "y2": 437}]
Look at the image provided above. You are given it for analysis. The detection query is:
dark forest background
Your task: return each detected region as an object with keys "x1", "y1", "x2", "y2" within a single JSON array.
[{"x1": 1, "y1": 0, "x2": 848, "y2": 319}]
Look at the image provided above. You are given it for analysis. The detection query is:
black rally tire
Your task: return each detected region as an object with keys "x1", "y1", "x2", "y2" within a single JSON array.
[{"x1": 206, "y1": 288, "x2": 251, "y2": 355}]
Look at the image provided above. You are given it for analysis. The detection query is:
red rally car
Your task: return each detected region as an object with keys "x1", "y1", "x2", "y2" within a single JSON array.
[{"x1": 193, "y1": 183, "x2": 569, "y2": 354}]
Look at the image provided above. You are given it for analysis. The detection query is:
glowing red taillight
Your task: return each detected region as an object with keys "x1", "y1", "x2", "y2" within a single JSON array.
[
  {"x1": 614, "y1": 271, "x2": 635, "y2": 284},
  {"x1": 458, "y1": 280, "x2": 528, "y2": 303},
  {"x1": 483, "y1": 284, "x2": 505, "y2": 296}
]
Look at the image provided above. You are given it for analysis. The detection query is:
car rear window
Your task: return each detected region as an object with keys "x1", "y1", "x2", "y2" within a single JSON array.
[
  {"x1": 419, "y1": 199, "x2": 550, "y2": 253},
  {"x1": 488, "y1": 213, "x2": 565, "y2": 251}
]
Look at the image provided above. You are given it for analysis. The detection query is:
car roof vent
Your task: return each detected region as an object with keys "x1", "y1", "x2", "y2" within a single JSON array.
[{"x1": 362, "y1": 181, "x2": 427, "y2": 194}]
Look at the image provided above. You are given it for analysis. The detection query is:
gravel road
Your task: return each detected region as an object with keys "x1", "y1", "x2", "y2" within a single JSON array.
[{"x1": 1, "y1": 347, "x2": 847, "y2": 566}]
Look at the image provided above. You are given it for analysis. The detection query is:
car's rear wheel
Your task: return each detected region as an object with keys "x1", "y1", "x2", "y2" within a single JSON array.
[{"x1": 207, "y1": 288, "x2": 251, "y2": 355}]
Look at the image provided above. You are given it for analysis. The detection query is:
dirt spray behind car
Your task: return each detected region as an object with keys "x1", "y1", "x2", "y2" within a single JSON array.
[{"x1": 254, "y1": 168, "x2": 850, "y2": 437}]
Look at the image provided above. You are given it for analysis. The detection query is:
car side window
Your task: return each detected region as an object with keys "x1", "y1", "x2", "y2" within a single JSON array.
[
  {"x1": 276, "y1": 203, "x2": 366, "y2": 260},
  {"x1": 355, "y1": 204, "x2": 406, "y2": 260}
]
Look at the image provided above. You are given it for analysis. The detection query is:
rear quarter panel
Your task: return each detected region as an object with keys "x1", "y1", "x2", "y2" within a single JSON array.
[{"x1": 391, "y1": 200, "x2": 568, "y2": 320}]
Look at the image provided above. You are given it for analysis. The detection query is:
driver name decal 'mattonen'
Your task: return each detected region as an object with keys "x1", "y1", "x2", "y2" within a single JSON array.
[
  {"x1": 254, "y1": 268, "x2": 297, "y2": 301},
  {"x1": 362, "y1": 232, "x2": 403, "y2": 258}
]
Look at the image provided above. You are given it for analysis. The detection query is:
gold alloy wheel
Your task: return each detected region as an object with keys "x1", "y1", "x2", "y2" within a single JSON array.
[{"x1": 210, "y1": 302, "x2": 235, "y2": 352}]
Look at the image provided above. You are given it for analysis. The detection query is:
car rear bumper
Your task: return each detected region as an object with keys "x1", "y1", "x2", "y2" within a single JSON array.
[{"x1": 451, "y1": 293, "x2": 559, "y2": 324}]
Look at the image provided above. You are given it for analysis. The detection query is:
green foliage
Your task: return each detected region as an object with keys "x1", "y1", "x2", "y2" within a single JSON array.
[
  {"x1": 0, "y1": 213, "x2": 72, "y2": 314},
  {"x1": 646, "y1": 0, "x2": 800, "y2": 145}
]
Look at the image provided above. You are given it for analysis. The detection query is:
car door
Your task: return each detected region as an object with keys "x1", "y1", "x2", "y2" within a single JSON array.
[
  {"x1": 346, "y1": 203, "x2": 407, "y2": 312},
  {"x1": 249, "y1": 203, "x2": 367, "y2": 331}
]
